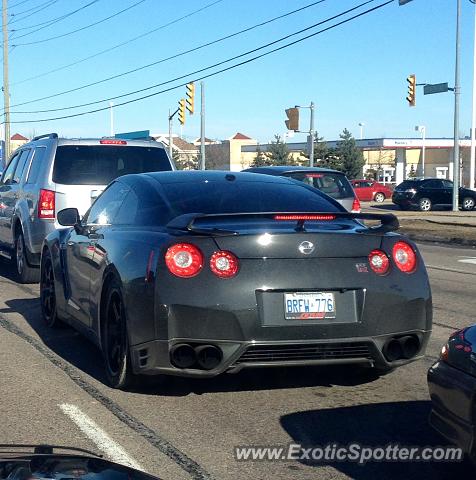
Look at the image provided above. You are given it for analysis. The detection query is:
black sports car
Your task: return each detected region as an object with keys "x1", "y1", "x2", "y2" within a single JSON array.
[
  {"x1": 40, "y1": 171, "x2": 432, "y2": 389},
  {"x1": 428, "y1": 326, "x2": 476, "y2": 461}
]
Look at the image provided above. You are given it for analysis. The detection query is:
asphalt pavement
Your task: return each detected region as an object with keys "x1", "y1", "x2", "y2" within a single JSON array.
[{"x1": 0, "y1": 242, "x2": 474, "y2": 480}]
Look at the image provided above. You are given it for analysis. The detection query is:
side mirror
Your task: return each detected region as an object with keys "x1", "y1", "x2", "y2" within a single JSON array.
[{"x1": 57, "y1": 207, "x2": 81, "y2": 227}]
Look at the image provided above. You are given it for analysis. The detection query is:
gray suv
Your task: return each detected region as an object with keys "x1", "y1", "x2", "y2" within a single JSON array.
[{"x1": 0, "y1": 133, "x2": 174, "y2": 283}]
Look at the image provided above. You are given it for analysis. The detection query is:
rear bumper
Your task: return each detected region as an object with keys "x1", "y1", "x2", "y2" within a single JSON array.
[
  {"x1": 428, "y1": 361, "x2": 476, "y2": 455},
  {"x1": 130, "y1": 329, "x2": 431, "y2": 378}
]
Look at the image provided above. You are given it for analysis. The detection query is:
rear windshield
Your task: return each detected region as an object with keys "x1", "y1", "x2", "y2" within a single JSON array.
[
  {"x1": 282, "y1": 171, "x2": 354, "y2": 199},
  {"x1": 159, "y1": 179, "x2": 341, "y2": 224},
  {"x1": 52, "y1": 145, "x2": 171, "y2": 185},
  {"x1": 395, "y1": 180, "x2": 419, "y2": 190}
]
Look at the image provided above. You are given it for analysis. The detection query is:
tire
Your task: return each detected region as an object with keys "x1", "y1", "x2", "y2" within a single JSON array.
[
  {"x1": 15, "y1": 232, "x2": 40, "y2": 283},
  {"x1": 462, "y1": 196, "x2": 475, "y2": 211},
  {"x1": 418, "y1": 197, "x2": 432, "y2": 212},
  {"x1": 40, "y1": 250, "x2": 62, "y2": 328},
  {"x1": 101, "y1": 278, "x2": 133, "y2": 390},
  {"x1": 374, "y1": 192, "x2": 386, "y2": 203}
]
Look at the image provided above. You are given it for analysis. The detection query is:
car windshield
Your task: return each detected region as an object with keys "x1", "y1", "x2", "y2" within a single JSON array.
[
  {"x1": 52, "y1": 145, "x2": 172, "y2": 185},
  {"x1": 282, "y1": 171, "x2": 354, "y2": 199},
  {"x1": 159, "y1": 178, "x2": 341, "y2": 224}
]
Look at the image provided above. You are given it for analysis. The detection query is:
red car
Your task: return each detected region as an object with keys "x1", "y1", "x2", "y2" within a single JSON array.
[{"x1": 351, "y1": 180, "x2": 393, "y2": 203}]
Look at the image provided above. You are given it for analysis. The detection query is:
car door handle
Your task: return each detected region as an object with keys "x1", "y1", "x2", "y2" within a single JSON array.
[{"x1": 67, "y1": 241, "x2": 75, "y2": 246}]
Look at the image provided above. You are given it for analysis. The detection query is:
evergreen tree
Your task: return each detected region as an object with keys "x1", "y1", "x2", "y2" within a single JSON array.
[
  {"x1": 300, "y1": 132, "x2": 329, "y2": 166},
  {"x1": 331, "y1": 128, "x2": 365, "y2": 179},
  {"x1": 250, "y1": 144, "x2": 270, "y2": 167},
  {"x1": 265, "y1": 134, "x2": 291, "y2": 165}
]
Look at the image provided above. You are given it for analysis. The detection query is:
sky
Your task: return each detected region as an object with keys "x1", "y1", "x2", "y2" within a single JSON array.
[{"x1": 2, "y1": 0, "x2": 476, "y2": 144}]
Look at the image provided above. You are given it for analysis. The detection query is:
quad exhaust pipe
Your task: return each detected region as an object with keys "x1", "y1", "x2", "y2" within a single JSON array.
[
  {"x1": 170, "y1": 343, "x2": 223, "y2": 370},
  {"x1": 382, "y1": 335, "x2": 420, "y2": 362}
]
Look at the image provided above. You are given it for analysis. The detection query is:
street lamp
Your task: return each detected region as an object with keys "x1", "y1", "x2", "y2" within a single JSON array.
[
  {"x1": 415, "y1": 125, "x2": 426, "y2": 178},
  {"x1": 109, "y1": 102, "x2": 114, "y2": 136},
  {"x1": 358, "y1": 122, "x2": 365, "y2": 140}
]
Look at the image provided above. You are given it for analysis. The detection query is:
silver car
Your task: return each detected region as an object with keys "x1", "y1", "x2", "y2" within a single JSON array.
[{"x1": 0, "y1": 133, "x2": 174, "y2": 283}]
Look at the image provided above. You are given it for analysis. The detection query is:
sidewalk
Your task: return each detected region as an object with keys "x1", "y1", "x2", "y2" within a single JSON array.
[{"x1": 361, "y1": 202, "x2": 476, "y2": 247}]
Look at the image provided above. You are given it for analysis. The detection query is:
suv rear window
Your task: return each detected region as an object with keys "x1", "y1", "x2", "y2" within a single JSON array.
[
  {"x1": 52, "y1": 145, "x2": 171, "y2": 185},
  {"x1": 282, "y1": 171, "x2": 354, "y2": 199}
]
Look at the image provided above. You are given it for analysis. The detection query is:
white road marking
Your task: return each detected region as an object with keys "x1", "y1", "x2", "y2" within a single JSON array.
[
  {"x1": 60, "y1": 403, "x2": 143, "y2": 470},
  {"x1": 458, "y1": 257, "x2": 476, "y2": 265}
]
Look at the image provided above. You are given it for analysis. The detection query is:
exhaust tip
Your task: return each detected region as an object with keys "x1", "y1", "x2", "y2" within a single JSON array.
[
  {"x1": 400, "y1": 335, "x2": 420, "y2": 359},
  {"x1": 382, "y1": 339, "x2": 403, "y2": 362},
  {"x1": 170, "y1": 343, "x2": 196, "y2": 369},
  {"x1": 195, "y1": 345, "x2": 223, "y2": 370}
]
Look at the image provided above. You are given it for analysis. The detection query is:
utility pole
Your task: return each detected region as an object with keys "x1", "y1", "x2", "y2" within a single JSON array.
[
  {"x1": 452, "y1": 0, "x2": 461, "y2": 211},
  {"x1": 168, "y1": 108, "x2": 173, "y2": 160},
  {"x1": 470, "y1": 0, "x2": 476, "y2": 190},
  {"x1": 2, "y1": 0, "x2": 10, "y2": 162},
  {"x1": 309, "y1": 101, "x2": 315, "y2": 168},
  {"x1": 200, "y1": 81, "x2": 205, "y2": 170},
  {"x1": 109, "y1": 102, "x2": 114, "y2": 136}
]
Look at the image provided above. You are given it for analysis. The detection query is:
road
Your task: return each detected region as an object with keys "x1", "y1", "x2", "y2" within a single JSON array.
[{"x1": 0, "y1": 242, "x2": 474, "y2": 480}]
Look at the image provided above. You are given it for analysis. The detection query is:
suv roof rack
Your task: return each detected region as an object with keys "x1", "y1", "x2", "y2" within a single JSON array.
[
  {"x1": 0, "y1": 444, "x2": 102, "y2": 458},
  {"x1": 32, "y1": 133, "x2": 58, "y2": 141}
]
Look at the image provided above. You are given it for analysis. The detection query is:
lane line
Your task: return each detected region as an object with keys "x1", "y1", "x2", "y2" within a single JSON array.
[
  {"x1": 426, "y1": 264, "x2": 476, "y2": 276},
  {"x1": 0, "y1": 313, "x2": 214, "y2": 480},
  {"x1": 60, "y1": 403, "x2": 142, "y2": 470}
]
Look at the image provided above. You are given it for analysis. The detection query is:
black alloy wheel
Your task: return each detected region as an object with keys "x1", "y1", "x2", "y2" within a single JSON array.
[
  {"x1": 40, "y1": 251, "x2": 60, "y2": 328},
  {"x1": 102, "y1": 280, "x2": 132, "y2": 389}
]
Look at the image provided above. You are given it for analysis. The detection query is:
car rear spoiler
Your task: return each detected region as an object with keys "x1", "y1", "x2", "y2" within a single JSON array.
[{"x1": 166, "y1": 212, "x2": 399, "y2": 235}]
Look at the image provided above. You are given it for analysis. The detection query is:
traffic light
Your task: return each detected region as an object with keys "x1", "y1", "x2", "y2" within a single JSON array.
[
  {"x1": 285, "y1": 107, "x2": 299, "y2": 131},
  {"x1": 178, "y1": 98, "x2": 186, "y2": 125},
  {"x1": 186, "y1": 82, "x2": 195, "y2": 114},
  {"x1": 407, "y1": 74, "x2": 416, "y2": 107}
]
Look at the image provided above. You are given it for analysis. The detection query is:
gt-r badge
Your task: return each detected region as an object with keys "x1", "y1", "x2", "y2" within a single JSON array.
[
  {"x1": 298, "y1": 241, "x2": 315, "y2": 255},
  {"x1": 355, "y1": 263, "x2": 369, "y2": 273}
]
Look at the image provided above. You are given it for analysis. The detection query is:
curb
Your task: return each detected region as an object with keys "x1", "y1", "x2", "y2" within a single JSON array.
[{"x1": 401, "y1": 231, "x2": 476, "y2": 248}]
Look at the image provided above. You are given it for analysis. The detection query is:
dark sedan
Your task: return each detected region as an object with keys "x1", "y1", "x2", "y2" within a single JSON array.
[
  {"x1": 392, "y1": 178, "x2": 476, "y2": 211},
  {"x1": 428, "y1": 326, "x2": 476, "y2": 462},
  {"x1": 40, "y1": 171, "x2": 432, "y2": 389}
]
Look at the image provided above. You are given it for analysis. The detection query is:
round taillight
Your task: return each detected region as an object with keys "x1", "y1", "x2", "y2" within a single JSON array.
[
  {"x1": 368, "y1": 249, "x2": 390, "y2": 275},
  {"x1": 392, "y1": 241, "x2": 416, "y2": 273},
  {"x1": 210, "y1": 251, "x2": 239, "y2": 278},
  {"x1": 165, "y1": 243, "x2": 203, "y2": 278}
]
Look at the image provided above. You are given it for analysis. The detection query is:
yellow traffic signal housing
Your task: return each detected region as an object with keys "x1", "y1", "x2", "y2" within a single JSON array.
[
  {"x1": 407, "y1": 74, "x2": 416, "y2": 107},
  {"x1": 178, "y1": 98, "x2": 186, "y2": 125},
  {"x1": 186, "y1": 82, "x2": 195, "y2": 114},
  {"x1": 285, "y1": 107, "x2": 299, "y2": 131}
]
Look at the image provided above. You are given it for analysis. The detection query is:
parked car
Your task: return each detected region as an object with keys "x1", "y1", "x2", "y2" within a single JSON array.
[
  {"x1": 428, "y1": 326, "x2": 476, "y2": 463},
  {"x1": 40, "y1": 171, "x2": 431, "y2": 389},
  {"x1": 0, "y1": 134, "x2": 174, "y2": 283},
  {"x1": 242, "y1": 166, "x2": 360, "y2": 212},
  {"x1": 351, "y1": 179, "x2": 393, "y2": 203},
  {"x1": 392, "y1": 178, "x2": 476, "y2": 211}
]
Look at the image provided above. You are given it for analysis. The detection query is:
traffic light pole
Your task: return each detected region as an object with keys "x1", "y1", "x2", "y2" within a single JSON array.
[
  {"x1": 200, "y1": 81, "x2": 205, "y2": 170},
  {"x1": 168, "y1": 107, "x2": 179, "y2": 161}
]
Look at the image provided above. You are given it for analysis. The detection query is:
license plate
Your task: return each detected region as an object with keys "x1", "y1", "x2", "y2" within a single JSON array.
[{"x1": 284, "y1": 292, "x2": 336, "y2": 320}]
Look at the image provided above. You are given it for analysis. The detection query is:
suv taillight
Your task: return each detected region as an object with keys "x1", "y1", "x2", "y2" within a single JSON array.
[
  {"x1": 38, "y1": 189, "x2": 55, "y2": 219},
  {"x1": 351, "y1": 197, "x2": 361, "y2": 213}
]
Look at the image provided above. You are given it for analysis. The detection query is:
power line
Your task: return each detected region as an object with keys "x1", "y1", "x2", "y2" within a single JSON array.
[
  {"x1": 7, "y1": 0, "x2": 393, "y2": 124},
  {"x1": 8, "y1": 0, "x2": 58, "y2": 24},
  {"x1": 12, "y1": 0, "x2": 225, "y2": 85},
  {"x1": 9, "y1": 0, "x2": 36, "y2": 9},
  {"x1": 11, "y1": 0, "x2": 146, "y2": 46},
  {"x1": 10, "y1": 0, "x2": 99, "y2": 36},
  {"x1": 10, "y1": 0, "x2": 328, "y2": 109}
]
